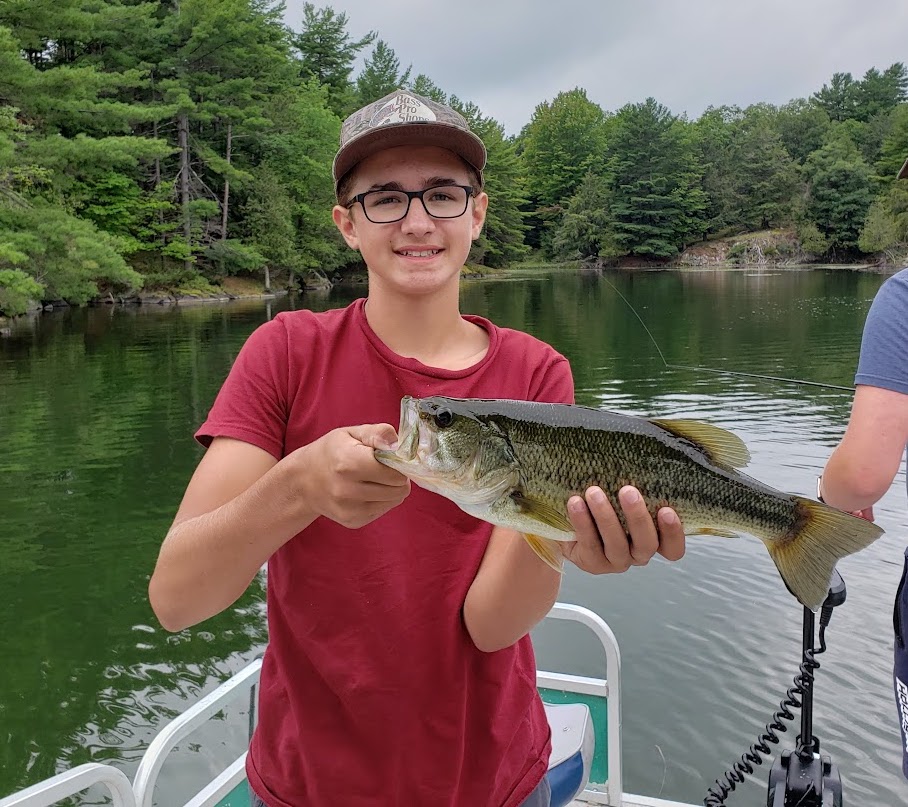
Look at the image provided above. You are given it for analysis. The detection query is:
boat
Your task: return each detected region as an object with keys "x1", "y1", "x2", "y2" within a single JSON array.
[{"x1": 0, "y1": 602, "x2": 704, "y2": 807}]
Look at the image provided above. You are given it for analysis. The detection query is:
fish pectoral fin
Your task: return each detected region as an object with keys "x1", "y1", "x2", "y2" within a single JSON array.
[
  {"x1": 649, "y1": 418, "x2": 751, "y2": 469},
  {"x1": 523, "y1": 533, "x2": 565, "y2": 573},
  {"x1": 695, "y1": 526, "x2": 739, "y2": 539},
  {"x1": 765, "y1": 497, "x2": 884, "y2": 611},
  {"x1": 511, "y1": 492, "x2": 574, "y2": 533}
]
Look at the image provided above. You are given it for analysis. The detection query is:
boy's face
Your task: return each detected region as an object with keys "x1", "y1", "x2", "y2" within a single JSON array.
[{"x1": 332, "y1": 145, "x2": 488, "y2": 298}]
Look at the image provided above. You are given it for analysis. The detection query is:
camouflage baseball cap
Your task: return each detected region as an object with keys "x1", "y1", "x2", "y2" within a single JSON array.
[{"x1": 333, "y1": 89, "x2": 487, "y2": 196}]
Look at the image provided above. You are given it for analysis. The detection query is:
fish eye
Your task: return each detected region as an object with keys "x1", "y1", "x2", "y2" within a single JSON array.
[{"x1": 433, "y1": 409, "x2": 455, "y2": 428}]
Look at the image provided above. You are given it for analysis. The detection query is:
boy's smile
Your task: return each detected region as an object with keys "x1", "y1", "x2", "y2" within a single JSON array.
[{"x1": 333, "y1": 145, "x2": 488, "y2": 297}]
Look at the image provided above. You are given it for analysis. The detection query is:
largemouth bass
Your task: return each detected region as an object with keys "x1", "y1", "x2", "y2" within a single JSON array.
[{"x1": 374, "y1": 396, "x2": 884, "y2": 611}]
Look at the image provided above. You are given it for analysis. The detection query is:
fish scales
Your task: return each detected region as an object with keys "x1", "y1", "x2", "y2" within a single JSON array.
[{"x1": 477, "y1": 402, "x2": 797, "y2": 542}]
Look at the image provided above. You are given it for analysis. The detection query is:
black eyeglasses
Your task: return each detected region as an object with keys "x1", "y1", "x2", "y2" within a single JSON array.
[{"x1": 345, "y1": 184, "x2": 475, "y2": 224}]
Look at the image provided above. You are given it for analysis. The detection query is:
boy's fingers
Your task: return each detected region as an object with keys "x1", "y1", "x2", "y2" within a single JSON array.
[
  {"x1": 618, "y1": 486, "x2": 658, "y2": 565},
  {"x1": 586, "y1": 487, "x2": 633, "y2": 571},
  {"x1": 657, "y1": 508, "x2": 686, "y2": 561},
  {"x1": 567, "y1": 495, "x2": 614, "y2": 573},
  {"x1": 567, "y1": 495, "x2": 599, "y2": 549}
]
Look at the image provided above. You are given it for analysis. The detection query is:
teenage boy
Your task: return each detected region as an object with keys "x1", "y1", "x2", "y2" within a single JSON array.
[{"x1": 149, "y1": 90, "x2": 685, "y2": 807}]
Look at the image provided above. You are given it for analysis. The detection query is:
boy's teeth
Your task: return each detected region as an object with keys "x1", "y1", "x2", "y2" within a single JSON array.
[{"x1": 401, "y1": 249, "x2": 440, "y2": 257}]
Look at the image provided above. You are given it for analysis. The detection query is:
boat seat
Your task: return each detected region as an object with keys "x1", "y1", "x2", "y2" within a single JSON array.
[{"x1": 544, "y1": 702, "x2": 594, "y2": 807}]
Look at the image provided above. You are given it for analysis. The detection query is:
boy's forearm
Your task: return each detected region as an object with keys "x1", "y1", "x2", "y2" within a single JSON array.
[
  {"x1": 149, "y1": 460, "x2": 317, "y2": 632},
  {"x1": 821, "y1": 386, "x2": 908, "y2": 510},
  {"x1": 463, "y1": 529, "x2": 562, "y2": 653},
  {"x1": 820, "y1": 447, "x2": 880, "y2": 510}
]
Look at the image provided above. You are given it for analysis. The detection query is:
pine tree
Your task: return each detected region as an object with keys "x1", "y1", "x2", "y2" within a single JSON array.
[
  {"x1": 803, "y1": 129, "x2": 876, "y2": 253},
  {"x1": 731, "y1": 111, "x2": 799, "y2": 230},
  {"x1": 694, "y1": 105, "x2": 741, "y2": 235},
  {"x1": 813, "y1": 73, "x2": 861, "y2": 122},
  {"x1": 156, "y1": 0, "x2": 296, "y2": 272},
  {"x1": 408, "y1": 74, "x2": 447, "y2": 103},
  {"x1": 856, "y1": 64, "x2": 908, "y2": 121},
  {"x1": 773, "y1": 99, "x2": 832, "y2": 164},
  {"x1": 356, "y1": 40, "x2": 411, "y2": 106},
  {"x1": 551, "y1": 171, "x2": 615, "y2": 261},
  {"x1": 292, "y1": 3, "x2": 375, "y2": 118},
  {"x1": 519, "y1": 88, "x2": 609, "y2": 209},
  {"x1": 605, "y1": 98, "x2": 707, "y2": 258}
]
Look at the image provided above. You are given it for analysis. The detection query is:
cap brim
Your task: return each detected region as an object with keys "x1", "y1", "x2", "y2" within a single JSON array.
[
  {"x1": 898, "y1": 157, "x2": 908, "y2": 180},
  {"x1": 333, "y1": 122, "x2": 486, "y2": 193}
]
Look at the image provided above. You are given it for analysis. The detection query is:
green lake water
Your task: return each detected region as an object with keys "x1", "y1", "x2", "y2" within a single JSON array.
[{"x1": 1, "y1": 266, "x2": 906, "y2": 806}]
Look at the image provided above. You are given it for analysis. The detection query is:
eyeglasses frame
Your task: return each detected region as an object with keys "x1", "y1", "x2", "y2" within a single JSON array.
[{"x1": 344, "y1": 184, "x2": 476, "y2": 224}]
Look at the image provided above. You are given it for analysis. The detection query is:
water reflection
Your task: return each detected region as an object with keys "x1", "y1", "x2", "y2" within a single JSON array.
[{"x1": 1, "y1": 269, "x2": 905, "y2": 805}]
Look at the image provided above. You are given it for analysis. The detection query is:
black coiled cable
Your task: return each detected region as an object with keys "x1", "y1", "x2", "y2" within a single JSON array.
[{"x1": 703, "y1": 621, "x2": 830, "y2": 807}]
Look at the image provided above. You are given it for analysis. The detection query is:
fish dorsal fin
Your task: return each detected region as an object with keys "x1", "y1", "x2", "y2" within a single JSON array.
[
  {"x1": 511, "y1": 492, "x2": 574, "y2": 533},
  {"x1": 648, "y1": 418, "x2": 751, "y2": 469}
]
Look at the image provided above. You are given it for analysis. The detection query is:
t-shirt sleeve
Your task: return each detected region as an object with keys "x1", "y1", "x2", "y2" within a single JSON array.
[
  {"x1": 194, "y1": 317, "x2": 290, "y2": 459},
  {"x1": 854, "y1": 272, "x2": 908, "y2": 396},
  {"x1": 531, "y1": 355, "x2": 575, "y2": 406}
]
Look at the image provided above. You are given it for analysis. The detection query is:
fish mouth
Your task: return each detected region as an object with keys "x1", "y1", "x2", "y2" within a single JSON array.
[{"x1": 374, "y1": 396, "x2": 431, "y2": 469}]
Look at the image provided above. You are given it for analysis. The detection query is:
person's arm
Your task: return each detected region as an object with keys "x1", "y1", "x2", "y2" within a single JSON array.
[
  {"x1": 149, "y1": 424, "x2": 409, "y2": 632},
  {"x1": 463, "y1": 527, "x2": 561, "y2": 653},
  {"x1": 820, "y1": 384, "x2": 908, "y2": 512}
]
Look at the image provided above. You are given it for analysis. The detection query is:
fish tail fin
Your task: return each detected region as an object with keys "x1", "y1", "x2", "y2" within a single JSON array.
[
  {"x1": 765, "y1": 497, "x2": 883, "y2": 611},
  {"x1": 523, "y1": 533, "x2": 565, "y2": 574}
]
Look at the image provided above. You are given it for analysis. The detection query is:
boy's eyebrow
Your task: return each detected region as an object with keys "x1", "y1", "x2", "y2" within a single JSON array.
[
  {"x1": 363, "y1": 177, "x2": 462, "y2": 192},
  {"x1": 424, "y1": 176, "x2": 460, "y2": 187}
]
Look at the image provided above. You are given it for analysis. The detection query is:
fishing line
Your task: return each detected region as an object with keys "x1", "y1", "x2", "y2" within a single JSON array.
[
  {"x1": 669, "y1": 365, "x2": 856, "y2": 392},
  {"x1": 599, "y1": 275, "x2": 856, "y2": 393}
]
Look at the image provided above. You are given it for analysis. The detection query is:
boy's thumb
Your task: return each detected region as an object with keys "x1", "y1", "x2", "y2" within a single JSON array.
[{"x1": 348, "y1": 423, "x2": 399, "y2": 451}]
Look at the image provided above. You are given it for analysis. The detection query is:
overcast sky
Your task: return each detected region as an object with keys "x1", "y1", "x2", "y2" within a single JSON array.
[{"x1": 282, "y1": 0, "x2": 908, "y2": 134}]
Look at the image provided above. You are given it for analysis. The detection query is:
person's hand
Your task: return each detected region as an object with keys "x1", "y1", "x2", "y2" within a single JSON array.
[
  {"x1": 560, "y1": 485, "x2": 685, "y2": 574},
  {"x1": 848, "y1": 505, "x2": 875, "y2": 522},
  {"x1": 291, "y1": 424, "x2": 411, "y2": 529}
]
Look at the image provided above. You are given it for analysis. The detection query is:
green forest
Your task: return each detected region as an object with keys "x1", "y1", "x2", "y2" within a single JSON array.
[{"x1": 1, "y1": 0, "x2": 908, "y2": 317}]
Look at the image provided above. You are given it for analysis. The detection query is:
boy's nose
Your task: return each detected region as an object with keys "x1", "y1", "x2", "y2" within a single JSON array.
[{"x1": 401, "y1": 198, "x2": 436, "y2": 234}]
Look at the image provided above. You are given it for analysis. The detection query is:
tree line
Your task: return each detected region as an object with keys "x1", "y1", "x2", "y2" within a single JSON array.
[{"x1": 1, "y1": 0, "x2": 907, "y2": 316}]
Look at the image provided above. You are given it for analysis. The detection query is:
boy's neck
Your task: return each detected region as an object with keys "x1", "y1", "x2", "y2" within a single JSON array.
[{"x1": 364, "y1": 287, "x2": 489, "y2": 371}]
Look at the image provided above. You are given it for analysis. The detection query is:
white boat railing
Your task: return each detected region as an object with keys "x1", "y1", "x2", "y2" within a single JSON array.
[
  {"x1": 132, "y1": 658, "x2": 263, "y2": 807},
  {"x1": 538, "y1": 602, "x2": 622, "y2": 806},
  {"x1": 0, "y1": 763, "x2": 136, "y2": 807}
]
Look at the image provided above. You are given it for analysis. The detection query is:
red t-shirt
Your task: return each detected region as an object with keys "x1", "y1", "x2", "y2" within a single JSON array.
[{"x1": 196, "y1": 298, "x2": 574, "y2": 807}]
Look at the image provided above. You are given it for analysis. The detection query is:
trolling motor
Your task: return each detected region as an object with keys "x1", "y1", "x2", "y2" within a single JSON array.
[{"x1": 705, "y1": 571, "x2": 847, "y2": 807}]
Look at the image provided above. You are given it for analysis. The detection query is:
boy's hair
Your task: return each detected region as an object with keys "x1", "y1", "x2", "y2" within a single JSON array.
[{"x1": 333, "y1": 89, "x2": 486, "y2": 201}]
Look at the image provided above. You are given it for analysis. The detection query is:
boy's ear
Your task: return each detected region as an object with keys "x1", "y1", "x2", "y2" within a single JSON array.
[
  {"x1": 332, "y1": 205, "x2": 360, "y2": 250},
  {"x1": 471, "y1": 191, "x2": 489, "y2": 241}
]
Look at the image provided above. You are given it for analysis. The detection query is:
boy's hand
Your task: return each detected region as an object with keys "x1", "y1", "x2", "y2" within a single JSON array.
[
  {"x1": 849, "y1": 505, "x2": 874, "y2": 521},
  {"x1": 292, "y1": 424, "x2": 411, "y2": 529},
  {"x1": 561, "y1": 485, "x2": 685, "y2": 574}
]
